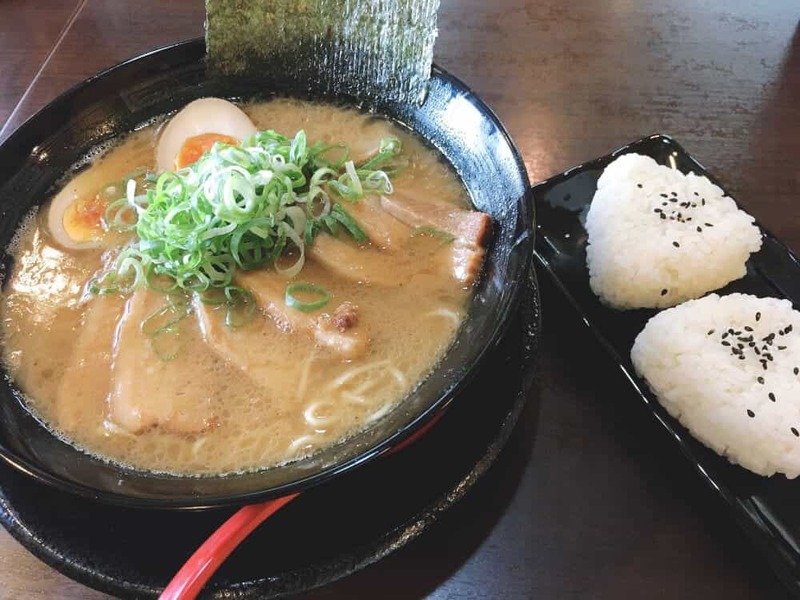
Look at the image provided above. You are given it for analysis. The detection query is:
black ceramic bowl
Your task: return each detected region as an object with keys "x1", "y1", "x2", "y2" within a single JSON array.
[{"x1": 0, "y1": 39, "x2": 534, "y2": 509}]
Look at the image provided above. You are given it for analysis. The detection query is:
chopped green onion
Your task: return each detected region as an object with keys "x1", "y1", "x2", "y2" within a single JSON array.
[
  {"x1": 141, "y1": 298, "x2": 191, "y2": 337},
  {"x1": 88, "y1": 271, "x2": 122, "y2": 295},
  {"x1": 141, "y1": 297, "x2": 192, "y2": 361},
  {"x1": 328, "y1": 204, "x2": 367, "y2": 243},
  {"x1": 285, "y1": 282, "x2": 330, "y2": 313},
  {"x1": 94, "y1": 128, "x2": 399, "y2": 323},
  {"x1": 356, "y1": 137, "x2": 401, "y2": 170},
  {"x1": 327, "y1": 160, "x2": 364, "y2": 201},
  {"x1": 411, "y1": 226, "x2": 455, "y2": 245},
  {"x1": 309, "y1": 142, "x2": 350, "y2": 169},
  {"x1": 223, "y1": 286, "x2": 256, "y2": 328}
]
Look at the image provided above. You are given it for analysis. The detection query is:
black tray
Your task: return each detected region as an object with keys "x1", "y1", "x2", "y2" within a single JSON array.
[
  {"x1": 532, "y1": 133, "x2": 800, "y2": 598},
  {"x1": 0, "y1": 270, "x2": 540, "y2": 599}
]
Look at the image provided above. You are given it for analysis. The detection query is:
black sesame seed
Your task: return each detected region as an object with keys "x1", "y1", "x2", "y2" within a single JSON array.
[
  {"x1": 701, "y1": 199, "x2": 706, "y2": 206},
  {"x1": 792, "y1": 427, "x2": 799, "y2": 437},
  {"x1": 707, "y1": 329, "x2": 715, "y2": 336},
  {"x1": 660, "y1": 193, "x2": 668, "y2": 198},
  {"x1": 749, "y1": 342, "x2": 756, "y2": 348},
  {"x1": 745, "y1": 326, "x2": 753, "y2": 332},
  {"x1": 705, "y1": 222, "x2": 714, "y2": 227},
  {"x1": 757, "y1": 376, "x2": 765, "y2": 384},
  {"x1": 637, "y1": 183, "x2": 643, "y2": 188},
  {"x1": 794, "y1": 367, "x2": 799, "y2": 375},
  {"x1": 754, "y1": 347, "x2": 761, "y2": 355},
  {"x1": 660, "y1": 213, "x2": 666, "y2": 220},
  {"x1": 786, "y1": 325, "x2": 793, "y2": 333},
  {"x1": 747, "y1": 409, "x2": 755, "y2": 418},
  {"x1": 756, "y1": 312, "x2": 762, "y2": 321},
  {"x1": 738, "y1": 355, "x2": 745, "y2": 360},
  {"x1": 769, "y1": 392, "x2": 776, "y2": 402},
  {"x1": 696, "y1": 226, "x2": 702, "y2": 232},
  {"x1": 672, "y1": 241, "x2": 680, "y2": 248},
  {"x1": 671, "y1": 191, "x2": 678, "y2": 197},
  {"x1": 660, "y1": 289, "x2": 668, "y2": 296},
  {"x1": 693, "y1": 191, "x2": 699, "y2": 196},
  {"x1": 722, "y1": 341, "x2": 731, "y2": 346}
]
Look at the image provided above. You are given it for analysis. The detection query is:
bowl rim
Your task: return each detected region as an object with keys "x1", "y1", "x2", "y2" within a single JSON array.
[{"x1": 0, "y1": 37, "x2": 535, "y2": 509}]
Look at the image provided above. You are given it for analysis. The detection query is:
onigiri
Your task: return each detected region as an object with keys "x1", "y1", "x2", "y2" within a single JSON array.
[
  {"x1": 585, "y1": 154, "x2": 762, "y2": 309},
  {"x1": 631, "y1": 293, "x2": 800, "y2": 478}
]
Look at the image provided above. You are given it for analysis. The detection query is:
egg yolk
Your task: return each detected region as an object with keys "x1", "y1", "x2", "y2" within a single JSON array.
[
  {"x1": 175, "y1": 133, "x2": 239, "y2": 169},
  {"x1": 63, "y1": 194, "x2": 106, "y2": 243}
]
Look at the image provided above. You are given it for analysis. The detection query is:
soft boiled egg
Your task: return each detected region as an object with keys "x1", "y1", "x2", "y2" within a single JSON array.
[
  {"x1": 47, "y1": 169, "x2": 117, "y2": 250},
  {"x1": 155, "y1": 98, "x2": 257, "y2": 172}
]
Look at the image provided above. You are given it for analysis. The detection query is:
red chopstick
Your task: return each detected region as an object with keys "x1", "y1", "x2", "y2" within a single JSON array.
[
  {"x1": 159, "y1": 410, "x2": 443, "y2": 600},
  {"x1": 158, "y1": 493, "x2": 299, "y2": 600}
]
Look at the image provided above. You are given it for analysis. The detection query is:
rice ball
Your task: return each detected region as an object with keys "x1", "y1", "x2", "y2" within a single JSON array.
[
  {"x1": 585, "y1": 154, "x2": 762, "y2": 309},
  {"x1": 631, "y1": 293, "x2": 800, "y2": 478}
]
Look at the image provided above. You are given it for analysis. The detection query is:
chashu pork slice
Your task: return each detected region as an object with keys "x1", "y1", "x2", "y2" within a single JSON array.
[
  {"x1": 306, "y1": 234, "x2": 410, "y2": 287},
  {"x1": 194, "y1": 298, "x2": 303, "y2": 391},
  {"x1": 55, "y1": 294, "x2": 126, "y2": 432},
  {"x1": 235, "y1": 268, "x2": 367, "y2": 359},
  {"x1": 340, "y1": 196, "x2": 410, "y2": 249},
  {"x1": 380, "y1": 192, "x2": 492, "y2": 286},
  {"x1": 107, "y1": 289, "x2": 218, "y2": 435}
]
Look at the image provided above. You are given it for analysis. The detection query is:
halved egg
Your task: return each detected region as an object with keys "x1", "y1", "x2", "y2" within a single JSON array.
[
  {"x1": 155, "y1": 98, "x2": 257, "y2": 172},
  {"x1": 47, "y1": 170, "x2": 117, "y2": 250}
]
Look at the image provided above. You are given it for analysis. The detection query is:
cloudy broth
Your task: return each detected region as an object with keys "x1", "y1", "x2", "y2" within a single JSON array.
[{"x1": 0, "y1": 99, "x2": 479, "y2": 475}]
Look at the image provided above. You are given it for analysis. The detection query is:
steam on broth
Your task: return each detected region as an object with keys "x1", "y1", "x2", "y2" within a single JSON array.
[{"x1": 0, "y1": 98, "x2": 490, "y2": 475}]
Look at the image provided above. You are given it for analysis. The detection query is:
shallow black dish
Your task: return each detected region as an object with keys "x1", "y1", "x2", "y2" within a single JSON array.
[
  {"x1": 0, "y1": 269, "x2": 540, "y2": 599},
  {"x1": 0, "y1": 39, "x2": 534, "y2": 509},
  {"x1": 533, "y1": 133, "x2": 800, "y2": 598}
]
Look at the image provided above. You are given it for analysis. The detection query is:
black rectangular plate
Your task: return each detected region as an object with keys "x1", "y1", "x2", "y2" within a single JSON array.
[{"x1": 532, "y1": 134, "x2": 800, "y2": 597}]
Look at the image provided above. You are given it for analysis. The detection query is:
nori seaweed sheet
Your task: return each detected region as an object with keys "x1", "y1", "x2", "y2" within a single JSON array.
[{"x1": 205, "y1": 0, "x2": 440, "y2": 105}]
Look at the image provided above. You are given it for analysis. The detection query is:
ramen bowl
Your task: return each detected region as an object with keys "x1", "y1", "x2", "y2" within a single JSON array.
[{"x1": 0, "y1": 39, "x2": 534, "y2": 509}]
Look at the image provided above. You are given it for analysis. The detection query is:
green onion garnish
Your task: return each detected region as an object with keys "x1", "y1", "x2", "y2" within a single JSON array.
[
  {"x1": 285, "y1": 282, "x2": 331, "y2": 313},
  {"x1": 411, "y1": 226, "x2": 455, "y2": 245},
  {"x1": 223, "y1": 286, "x2": 256, "y2": 328},
  {"x1": 357, "y1": 137, "x2": 407, "y2": 175},
  {"x1": 95, "y1": 130, "x2": 402, "y2": 312},
  {"x1": 327, "y1": 204, "x2": 367, "y2": 243},
  {"x1": 141, "y1": 296, "x2": 192, "y2": 361}
]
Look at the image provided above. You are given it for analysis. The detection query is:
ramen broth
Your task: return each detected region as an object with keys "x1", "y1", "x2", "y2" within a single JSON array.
[{"x1": 0, "y1": 100, "x2": 485, "y2": 475}]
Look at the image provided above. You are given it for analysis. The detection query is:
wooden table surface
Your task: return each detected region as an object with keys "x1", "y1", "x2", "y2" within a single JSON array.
[{"x1": 0, "y1": 1, "x2": 798, "y2": 598}]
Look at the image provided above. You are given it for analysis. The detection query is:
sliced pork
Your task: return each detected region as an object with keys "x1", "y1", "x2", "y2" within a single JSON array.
[
  {"x1": 107, "y1": 289, "x2": 218, "y2": 435},
  {"x1": 380, "y1": 192, "x2": 492, "y2": 286},
  {"x1": 55, "y1": 294, "x2": 126, "y2": 432},
  {"x1": 341, "y1": 197, "x2": 410, "y2": 249},
  {"x1": 235, "y1": 269, "x2": 368, "y2": 359}
]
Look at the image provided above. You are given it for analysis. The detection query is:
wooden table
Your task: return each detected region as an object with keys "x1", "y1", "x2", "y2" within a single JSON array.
[{"x1": 0, "y1": 1, "x2": 798, "y2": 598}]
